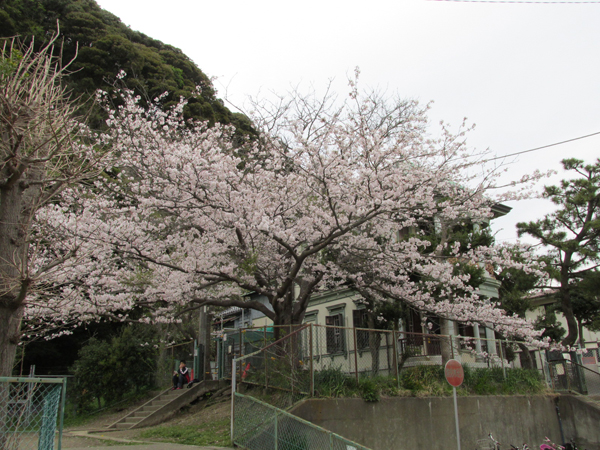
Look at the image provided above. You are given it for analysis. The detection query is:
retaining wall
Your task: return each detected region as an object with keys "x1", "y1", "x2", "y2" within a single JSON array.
[{"x1": 290, "y1": 395, "x2": 599, "y2": 450}]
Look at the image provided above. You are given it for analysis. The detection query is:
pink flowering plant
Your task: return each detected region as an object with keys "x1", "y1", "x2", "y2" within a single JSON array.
[{"x1": 24, "y1": 75, "x2": 550, "y2": 352}]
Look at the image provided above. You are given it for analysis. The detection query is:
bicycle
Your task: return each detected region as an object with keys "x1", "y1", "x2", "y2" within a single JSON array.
[
  {"x1": 476, "y1": 433, "x2": 501, "y2": 450},
  {"x1": 476, "y1": 434, "x2": 582, "y2": 450}
]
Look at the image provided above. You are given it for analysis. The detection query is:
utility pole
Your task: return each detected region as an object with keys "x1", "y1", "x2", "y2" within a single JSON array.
[{"x1": 199, "y1": 306, "x2": 212, "y2": 380}]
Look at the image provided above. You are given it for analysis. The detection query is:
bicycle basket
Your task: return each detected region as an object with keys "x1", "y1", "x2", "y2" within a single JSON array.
[{"x1": 476, "y1": 439, "x2": 496, "y2": 450}]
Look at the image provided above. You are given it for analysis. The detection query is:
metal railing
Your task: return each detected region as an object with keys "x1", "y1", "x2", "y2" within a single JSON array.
[
  {"x1": 0, "y1": 377, "x2": 66, "y2": 450},
  {"x1": 226, "y1": 325, "x2": 600, "y2": 448},
  {"x1": 227, "y1": 324, "x2": 543, "y2": 442},
  {"x1": 221, "y1": 324, "x2": 529, "y2": 388},
  {"x1": 547, "y1": 359, "x2": 600, "y2": 395}
]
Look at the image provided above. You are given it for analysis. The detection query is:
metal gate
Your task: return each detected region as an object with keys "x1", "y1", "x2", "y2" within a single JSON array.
[{"x1": 0, "y1": 377, "x2": 67, "y2": 450}]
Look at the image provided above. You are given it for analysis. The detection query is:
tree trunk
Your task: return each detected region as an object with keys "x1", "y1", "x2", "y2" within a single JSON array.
[
  {"x1": 272, "y1": 294, "x2": 296, "y2": 359},
  {"x1": 440, "y1": 319, "x2": 454, "y2": 366},
  {"x1": 0, "y1": 186, "x2": 27, "y2": 377},
  {"x1": 0, "y1": 183, "x2": 38, "y2": 377},
  {"x1": 517, "y1": 343, "x2": 534, "y2": 370},
  {"x1": 367, "y1": 315, "x2": 381, "y2": 376},
  {"x1": 0, "y1": 303, "x2": 24, "y2": 377},
  {"x1": 560, "y1": 253, "x2": 579, "y2": 347},
  {"x1": 577, "y1": 318, "x2": 585, "y2": 348},
  {"x1": 560, "y1": 284, "x2": 579, "y2": 347}
]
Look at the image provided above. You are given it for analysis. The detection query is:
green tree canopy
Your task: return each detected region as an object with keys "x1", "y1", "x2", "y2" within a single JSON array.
[
  {"x1": 0, "y1": 0, "x2": 254, "y2": 135},
  {"x1": 517, "y1": 158, "x2": 600, "y2": 346},
  {"x1": 71, "y1": 325, "x2": 159, "y2": 408}
]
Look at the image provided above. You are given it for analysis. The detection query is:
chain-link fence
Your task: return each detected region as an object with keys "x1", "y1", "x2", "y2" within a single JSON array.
[
  {"x1": 0, "y1": 377, "x2": 66, "y2": 450},
  {"x1": 233, "y1": 392, "x2": 371, "y2": 450},
  {"x1": 156, "y1": 339, "x2": 217, "y2": 387},
  {"x1": 547, "y1": 359, "x2": 600, "y2": 395},
  {"x1": 215, "y1": 325, "x2": 303, "y2": 381},
  {"x1": 156, "y1": 340, "x2": 196, "y2": 387},
  {"x1": 227, "y1": 324, "x2": 539, "y2": 411},
  {"x1": 229, "y1": 325, "x2": 600, "y2": 447},
  {"x1": 227, "y1": 324, "x2": 530, "y2": 381},
  {"x1": 231, "y1": 325, "x2": 310, "y2": 410}
]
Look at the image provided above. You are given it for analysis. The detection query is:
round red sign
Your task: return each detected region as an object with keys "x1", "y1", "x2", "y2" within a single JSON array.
[{"x1": 445, "y1": 359, "x2": 464, "y2": 387}]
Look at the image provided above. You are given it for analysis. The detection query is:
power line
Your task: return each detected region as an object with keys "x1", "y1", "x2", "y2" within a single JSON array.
[
  {"x1": 429, "y1": 0, "x2": 600, "y2": 3},
  {"x1": 485, "y1": 130, "x2": 600, "y2": 162}
]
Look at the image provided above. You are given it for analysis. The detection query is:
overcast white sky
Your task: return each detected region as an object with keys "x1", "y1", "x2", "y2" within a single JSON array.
[{"x1": 96, "y1": 0, "x2": 600, "y2": 244}]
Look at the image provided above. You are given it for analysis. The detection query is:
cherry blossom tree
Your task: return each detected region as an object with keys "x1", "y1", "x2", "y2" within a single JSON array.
[
  {"x1": 30, "y1": 75, "x2": 547, "y2": 355},
  {"x1": 0, "y1": 34, "x2": 110, "y2": 376}
]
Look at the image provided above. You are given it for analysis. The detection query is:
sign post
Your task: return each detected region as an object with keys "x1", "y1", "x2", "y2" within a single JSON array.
[{"x1": 445, "y1": 359, "x2": 464, "y2": 450}]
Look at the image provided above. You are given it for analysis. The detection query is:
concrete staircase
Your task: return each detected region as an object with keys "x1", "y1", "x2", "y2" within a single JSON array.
[{"x1": 107, "y1": 380, "x2": 226, "y2": 430}]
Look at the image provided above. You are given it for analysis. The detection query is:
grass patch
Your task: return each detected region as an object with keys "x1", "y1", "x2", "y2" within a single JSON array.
[
  {"x1": 462, "y1": 366, "x2": 546, "y2": 395},
  {"x1": 140, "y1": 418, "x2": 231, "y2": 447},
  {"x1": 63, "y1": 413, "x2": 95, "y2": 428},
  {"x1": 87, "y1": 440, "x2": 142, "y2": 446},
  {"x1": 311, "y1": 365, "x2": 546, "y2": 401},
  {"x1": 314, "y1": 367, "x2": 358, "y2": 398}
]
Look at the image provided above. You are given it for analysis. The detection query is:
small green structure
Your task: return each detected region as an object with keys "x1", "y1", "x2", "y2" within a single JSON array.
[{"x1": 0, "y1": 377, "x2": 66, "y2": 450}]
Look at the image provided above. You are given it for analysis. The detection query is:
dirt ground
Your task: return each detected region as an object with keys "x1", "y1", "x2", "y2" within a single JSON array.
[{"x1": 59, "y1": 394, "x2": 232, "y2": 448}]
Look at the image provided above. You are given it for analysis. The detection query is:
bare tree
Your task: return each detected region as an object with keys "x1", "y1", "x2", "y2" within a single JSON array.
[{"x1": 0, "y1": 33, "x2": 104, "y2": 376}]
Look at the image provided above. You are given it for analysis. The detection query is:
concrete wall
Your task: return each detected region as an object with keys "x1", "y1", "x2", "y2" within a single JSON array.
[
  {"x1": 291, "y1": 395, "x2": 599, "y2": 450},
  {"x1": 558, "y1": 396, "x2": 600, "y2": 450}
]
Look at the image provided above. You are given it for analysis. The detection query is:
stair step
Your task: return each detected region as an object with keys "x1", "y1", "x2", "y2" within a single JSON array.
[
  {"x1": 143, "y1": 405, "x2": 161, "y2": 412},
  {"x1": 123, "y1": 418, "x2": 142, "y2": 424},
  {"x1": 167, "y1": 390, "x2": 188, "y2": 396},
  {"x1": 153, "y1": 400, "x2": 170, "y2": 406},
  {"x1": 106, "y1": 382, "x2": 210, "y2": 431}
]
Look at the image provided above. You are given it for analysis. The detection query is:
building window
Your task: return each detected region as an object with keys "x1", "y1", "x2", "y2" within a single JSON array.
[
  {"x1": 458, "y1": 323, "x2": 475, "y2": 338},
  {"x1": 406, "y1": 309, "x2": 424, "y2": 347},
  {"x1": 304, "y1": 311, "x2": 318, "y2": 324},
  {"x1": 353, "y1": 309, "x2": 369, "y2": 350},
  {"x1": 325, "y1": 313, "x2": 345, "y2": 354},
  {"x1": 479, "y1": 325, "x2": 489, "y2": 354}
]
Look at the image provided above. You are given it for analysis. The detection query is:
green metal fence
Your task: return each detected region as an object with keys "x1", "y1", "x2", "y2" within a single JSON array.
[
  {"x1": 547, "y1": 358, "x2": 600, "y2": 395},
  {"x1": 233, "y1": 392, "x2": 371, "y2": 450},
  {"x1": 221, "y1": 324, "x2": 536, "y2": 386},
  {"x1": 0, "y1": 377, "x2": 66, "y2": 450}
]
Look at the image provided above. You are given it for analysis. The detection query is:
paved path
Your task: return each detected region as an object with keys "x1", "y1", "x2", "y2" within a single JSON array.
[
  {"x1": 61, "y1": 430, "x2": 232, "y2": 450},
  {"x1": 66, "y1": 444, "x2": 231, "y2": 450}
]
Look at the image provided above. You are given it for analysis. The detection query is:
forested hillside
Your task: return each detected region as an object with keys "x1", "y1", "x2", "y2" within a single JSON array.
[
  {"x1": 0, "y1": 0, "x2": 253, "y2": 133},
  {"x1": 0, "y1": 0, "x2": 252, "y2": 375}
]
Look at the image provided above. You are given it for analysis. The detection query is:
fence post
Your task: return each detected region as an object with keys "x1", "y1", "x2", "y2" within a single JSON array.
[
  {"x1": 231, "y1": 357, "x2": 237, "y2": 442},
  {"x1": 264, "y1": 327, "x2": 268, "y2": 390},
  {"x1": 498, "y1": 341, "x2": 506, "y2": 380},
  {"x1": 309, "y1": 323, "x2": 314, "y2": 397},
  {"x1": 290, "y1": 331, "x2": 295, "y2": 397},
  {"x1": 393, "y1": 330, "x2": 399, "y2": 389},
  {"x1": 58, "y1": 377, "x2": 67, "y2": 450},
  {"x1": 353, "y1": 327, "x2": 359, "y2": 384},
  {"x1": 241, "y1": 329, "x2": 245, "y2": 357},
  {"x1": 274, "y1": 413, "x2": 278, "y2": 450}
]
